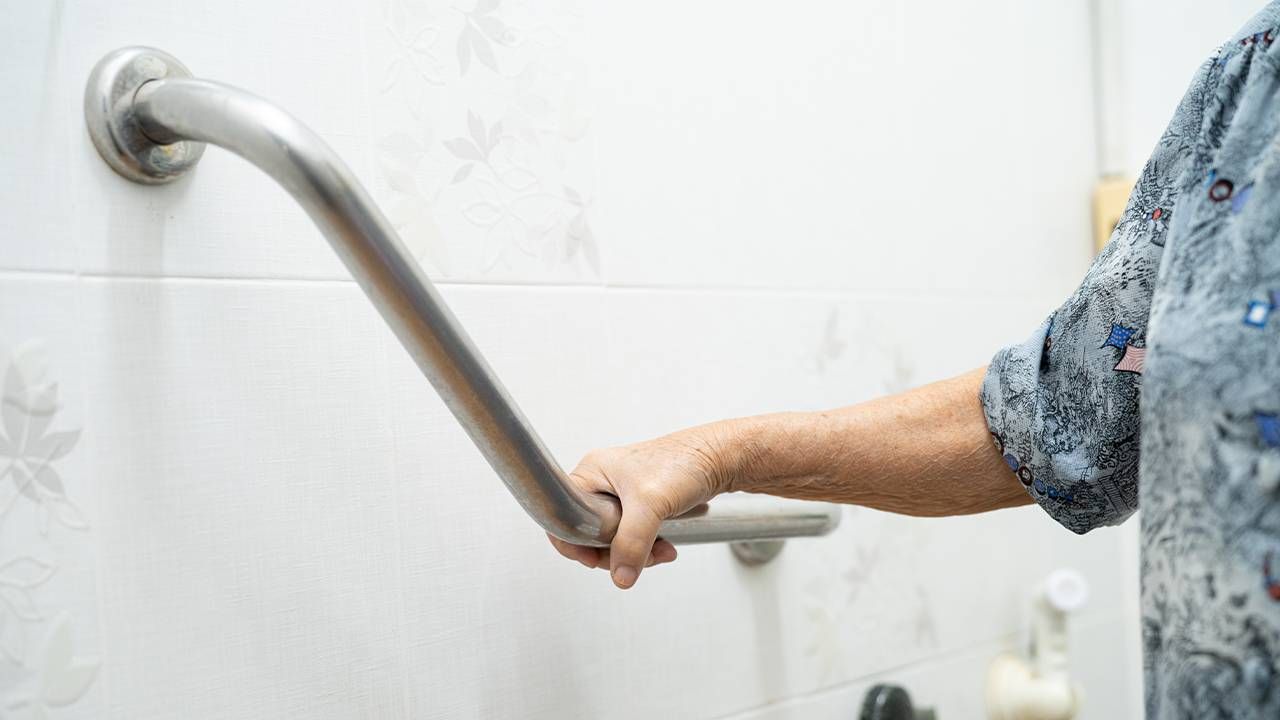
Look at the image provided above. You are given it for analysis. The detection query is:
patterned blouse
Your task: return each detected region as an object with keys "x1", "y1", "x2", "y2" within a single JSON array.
[{"x1": 980, "y1": 5, "x2": 1280, "y2": 717}]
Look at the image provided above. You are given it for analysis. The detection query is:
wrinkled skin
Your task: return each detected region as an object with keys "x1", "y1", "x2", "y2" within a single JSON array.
[{"x1": 546, "y1": 429, "x2": 731, "y2": 588}]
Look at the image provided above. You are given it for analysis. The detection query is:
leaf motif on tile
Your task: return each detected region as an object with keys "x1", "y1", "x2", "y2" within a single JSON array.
[
  {"x1": 375, "y1": 126, "x2": 452, "y2": 274},
  {"x1": 801, "y1": 573, "x2": 848, "y2": 682},
  {"x1": 561, "y1": 188, "x2": 601, "y2": 274},
  {"x1": 458, "y1": 26, "x2": 498, "y2": 75},
  {"x1": 0, "y1": 575, "x2": 44, "y2": 623},
  {"x1": 463, "y1": 201, "x2": 504, "y2": 227},
  {"x1": 378, "y1": 132, "x2": 428, "y2": 195},
  {"x1": 475, "y1": 15, "x2": 511, "y2": 46},
  {"x1": 882, "y1": 345, "x2": 916, "y2": 395},
  {"x1": 0, "y1": 554, "x2": 56, "y2": 659},
  {"x1": 496, "y1": 167, "x2": 537, "y2": 193},
  {"x1": 452, "y1": 164, "x2": 475, "y2": 184},
  {"x1": 444, "y1": 138, "x2": 484, "y2": 162},
  {"x1": 38, "y1": 614, "x2": 100, "y2": 708},
  {"x1": 0, "y1": 345, "x2": 85, "y2": 532},
  {"x1": 456, "y1": 26, "x2": 474, "y2": 75},
  {"x1": 377, "y1": 0, "x2": 599, "y2": 280},
  {"x1": 814, "y1": 307, "x2": 847, "y2": 373},
  {"x1": 448, "y1": 111, "x2": 503, "y2": 164},
  {"x1": 841, "y1": 545, "x2": 879, "y2": 605},
  {"x1": 4, "y1": 614, "x2": 101, "y2": 716},
  {"x1": 380, "y1": 3, "x2": 447, "y2": 92},
  {"x1": 469, "y1": 29, "x2": 498, "y2": 72},
  {"x1": 563, "y1": 185, "x2": 583, "y2": 207},
  {"x1": 467, "y1": 111, "x2": 489, "y2": 154},
  {"x1": 0, "y1": 340, "x2": 98, "y2": 716},
  {"x1": 912, "y1": 584, "x2": 939, "y2": 649},
  {"x1": 454, "y1": 0, "x2": 512, "y2": 76},
  {"x1": 801, "y1": 521, "x2": 885, "y2": 683}
]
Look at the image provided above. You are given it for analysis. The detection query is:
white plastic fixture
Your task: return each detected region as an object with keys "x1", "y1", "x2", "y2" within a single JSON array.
[{"x1": 985, "y1": 569, "x2": 1089, "y2": 720}]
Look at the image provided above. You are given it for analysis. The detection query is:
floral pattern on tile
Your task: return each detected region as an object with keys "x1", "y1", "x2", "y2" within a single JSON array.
[
  {"x1": 0, "y1": 341, "x2": 99, "y2": 717},
  {"x1": 371, "y1": 0, "x2": 598, "y2": 281},
  {"x1": 813, "y1": 308, "x2": 848, "y2": 374},
  {"x1": 802, "y1": 540, "x2": 879, "y2": 682}
]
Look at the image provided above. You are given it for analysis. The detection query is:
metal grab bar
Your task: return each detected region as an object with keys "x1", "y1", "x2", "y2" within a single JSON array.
[{"x1": 84, "y1": 47, "x2": 841, "y2": 562}]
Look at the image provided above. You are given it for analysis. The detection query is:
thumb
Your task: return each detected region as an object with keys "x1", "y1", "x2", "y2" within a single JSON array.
[{"x1": 609, "y1": 499, "x2": 662, "y2": 589}]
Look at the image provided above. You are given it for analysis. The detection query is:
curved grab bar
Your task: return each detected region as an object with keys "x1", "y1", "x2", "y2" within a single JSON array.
[{"x1": 84, "y1": 47, "x2": 841, "y2": 555}]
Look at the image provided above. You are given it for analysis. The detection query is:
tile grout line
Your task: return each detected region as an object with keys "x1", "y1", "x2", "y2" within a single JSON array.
[
  {"x1": 708, "y1": 608, "x2": 1131, "y2": 720},
  {"x1": 0, "y1": 268, "x2": 1065, "y2": 304}
]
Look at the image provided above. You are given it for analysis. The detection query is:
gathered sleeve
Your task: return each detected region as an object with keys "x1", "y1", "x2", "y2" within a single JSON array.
[{"x1": 979, "y1": 56, "x2": 1217, "y2": 534}]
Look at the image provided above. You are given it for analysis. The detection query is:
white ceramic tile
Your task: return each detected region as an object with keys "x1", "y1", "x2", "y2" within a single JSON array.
[
  {"x1": 1118, "y1": 1, "x2": 1263, "y2": 175},
  {"x1": 380, "y1": 285, "x2": 617, "y2": 718},
  {"x1": 60, "y1": 0, "x2": 375, "y2": 281},
  {"x1": 77, "y1": 278, "x2": 407, "y2": 718},
  {"x1": 587, "y1": 1, "x2": 1098, "y2": 299},
  {"x1": 594, "y1": 289, "x2": 1131, "y2": 693},
  {"x1": 1, "y1": 272, "x2": 1139, "y2": 719},
  {"x1": 364, "y1": 0, "x2": 602, "y2": 283},
  {"x1": 584, "y1": 1, "x2": 903, "y2": 293},
  {"x1": 58, "y1": 0, "x2": 368, "y2": 140},
  {"x1": 23, "y1": 0, "x2": 1103, "y2": 297},
  {"x1": 722, "y1": 612, "x2": 1138, "y2": 720},
  {"x1": 381, "y1": 284, "x2": 1137, "y2": 718},
  {"x1": 894, "y1": 0, "x2": 1099, "y2": 301},
  {"x1": 72, "y1": 131, "x2": 372, "y2": 281},
  {"x1": 0, "y1": 4, "x2": 78, "y2": 272},
  {"x1": 0, "y1": 276, "x2": 102, "y2": 719}
]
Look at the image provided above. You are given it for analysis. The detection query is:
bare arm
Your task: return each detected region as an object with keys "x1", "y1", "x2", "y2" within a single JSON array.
[
  {"x1": 547, "y1": 367, "x2": 1030, "y2": 588},
  {"x1": 717, "y1": 367, "x2": 1029, "y2": 514}
]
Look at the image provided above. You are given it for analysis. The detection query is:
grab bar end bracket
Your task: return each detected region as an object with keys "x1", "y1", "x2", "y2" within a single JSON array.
[
  {"x1": 85, "y1": 46, "x2": 204, "y2": 185},
  {"x1": 730, "y1": 540, "x2": 785, "y2": 566}
]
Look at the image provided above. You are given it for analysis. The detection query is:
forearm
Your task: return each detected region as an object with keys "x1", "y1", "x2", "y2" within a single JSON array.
[{"x1": 703, "y1": 367, "x2": 1030, "y2": 516}]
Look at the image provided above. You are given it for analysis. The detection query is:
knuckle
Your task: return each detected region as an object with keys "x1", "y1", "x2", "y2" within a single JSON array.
[{"x1": 632, "y1": 485, "x2": 677, "y2": 519}]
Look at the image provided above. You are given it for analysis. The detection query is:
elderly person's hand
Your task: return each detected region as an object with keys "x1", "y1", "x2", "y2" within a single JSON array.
[
  {"x1": 545, "y1": 427, "x2": 734, "y2": 589},
  {"x1": 547, "y1": 370, "x2": 1030, "y2": 591}
]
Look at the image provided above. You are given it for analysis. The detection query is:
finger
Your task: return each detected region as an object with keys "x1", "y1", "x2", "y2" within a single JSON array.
[
  {"x1": 609, "y1": 504, "x2": 662, "y2": 589},
  {"x1": 652, "y1": 538, "x2": 678, "y2": 565},
  {"x1": 547, "y1": 534, "x2": 676, "y2": 573},
  {"x1": 547, "y1": 533, "x2": 601, "y2": 569},
  {"x1": 674, "y1": 503, "x2": 710, "y2": 519},
  {"x1": 591, "y1": 546, "x2": 675, "y2": 572}
]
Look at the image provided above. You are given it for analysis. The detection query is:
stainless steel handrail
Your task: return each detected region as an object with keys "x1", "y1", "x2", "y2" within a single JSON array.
[{"x1": 84, "y1": 47, "x2": 841, "y2": 557}]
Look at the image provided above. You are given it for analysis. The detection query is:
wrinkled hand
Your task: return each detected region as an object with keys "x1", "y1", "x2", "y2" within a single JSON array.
[{"x1": 547, "y1": 429, "x2": 733, "y2": 589}]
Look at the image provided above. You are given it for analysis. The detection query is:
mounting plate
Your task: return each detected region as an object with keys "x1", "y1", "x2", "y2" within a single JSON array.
[
  {"x1": 84, "y1": 46, "x2": 204, "y2": 184},
  {"x1": 730, "y1": 540, "x2": 785, "y2": 566}
]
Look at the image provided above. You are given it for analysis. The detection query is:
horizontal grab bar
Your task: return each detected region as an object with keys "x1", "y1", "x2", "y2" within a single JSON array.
[{"x1": 84, "y1": 47, "x2": 841, "y2": 557}]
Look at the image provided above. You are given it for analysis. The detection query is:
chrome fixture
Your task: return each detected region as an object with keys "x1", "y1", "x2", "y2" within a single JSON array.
[
  {"x1": 860, "y1": 684, "x2": 937, "y2": 720},
  {"x1": 84, "y1": 47, "x2": 841, "y2": 562}
]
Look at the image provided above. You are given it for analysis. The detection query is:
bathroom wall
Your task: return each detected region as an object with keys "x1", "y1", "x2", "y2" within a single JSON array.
[
  {"x1": 0, "y1": 1, "x2": 1141, "y2": 718},
  {"x1": 1114, "y1": 0, "x2": 1270, "y2": 176}
]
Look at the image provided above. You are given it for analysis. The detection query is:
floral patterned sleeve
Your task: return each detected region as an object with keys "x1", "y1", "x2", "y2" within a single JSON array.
[{"x1": 979, "y1": 55, "x2": 1217, "y2": 535}]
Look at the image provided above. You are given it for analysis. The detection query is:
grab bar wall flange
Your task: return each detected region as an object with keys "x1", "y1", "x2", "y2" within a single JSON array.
[
  {"x1": 83, "y1": 46, "x2": 842, "y2": 562},
  {"x1": 83, "y1": 47, "x2": 205, "y2": 184}
]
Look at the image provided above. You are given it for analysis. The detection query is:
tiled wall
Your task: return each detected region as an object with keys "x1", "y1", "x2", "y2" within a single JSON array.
[
  {"x1": 1115, "y1": 0, "x2": 1270, "y2": 176},
  {"x1": 0, "y1": 1, "x2": 1185, "y2": 717}
]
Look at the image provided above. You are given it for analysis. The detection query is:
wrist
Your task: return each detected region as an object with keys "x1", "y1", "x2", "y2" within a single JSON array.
[{"x1": 701, "y1": 412, "x2": 818, "y2": 494}]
